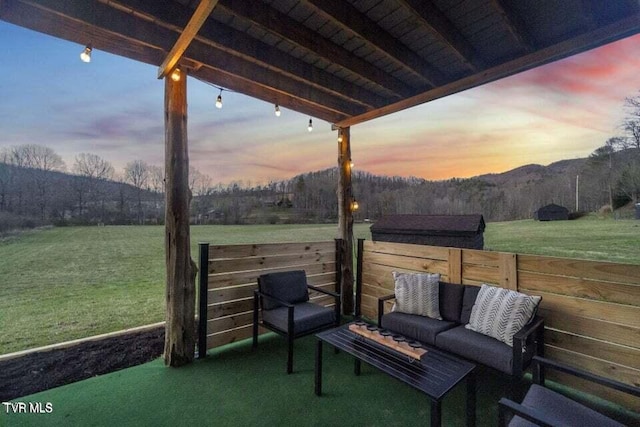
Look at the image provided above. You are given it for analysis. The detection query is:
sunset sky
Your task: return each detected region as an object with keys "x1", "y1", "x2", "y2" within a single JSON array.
[{"x1": 1, "y1": 21, "x2": 639, "y2": 185}]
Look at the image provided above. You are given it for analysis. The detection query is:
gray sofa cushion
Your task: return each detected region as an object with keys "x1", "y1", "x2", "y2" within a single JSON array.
[
  {"x1": 259, "y1": 270, "x2": 309, "y2": 310},
  {"x1": 508, "y1": 384, "x2": 625, "y2": 427},
  {"x1": 381, "y1": 312, "x2": 456, "y2": 346},
  {"x1": 439, "y1": 282, "x2": 464, "y2": 322},
  {"x1": 262, "y1": 302, "x2": 335, "y2": 334},
  {"x1": 460, "y1": 285, "x2": 481, "y2": 324},
  {"x1": 435, "y1": 325, "x2": 514, "y2": 374}
]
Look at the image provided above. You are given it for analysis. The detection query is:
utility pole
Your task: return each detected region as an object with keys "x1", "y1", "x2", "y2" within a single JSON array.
[{"x1": 576, "y1": 175, "x2": 579, "y2": 211}]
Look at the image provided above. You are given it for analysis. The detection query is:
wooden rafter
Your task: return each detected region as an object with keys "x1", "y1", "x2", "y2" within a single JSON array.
[
  {"x1": 336, "y1": 13, "x2": 640, "y2": 128},
  {"x1": 397, "y1": 0, "x2": 484, "y2": 71},
  {"x1": 489, "y1": 0, "x2": 536, "y2": 53},
  {"x1": 303, "y1": 0, "x2": 443, "y2": 87},
  {"x1": 215, "y1": 0, "x2": 416, "y2": 98},
  {"x1": 156, "y1": 0, "x2": 218, "y2": 79},
  {"x1": 111, "y1": 0, "x2": 388, "y2": 109}
]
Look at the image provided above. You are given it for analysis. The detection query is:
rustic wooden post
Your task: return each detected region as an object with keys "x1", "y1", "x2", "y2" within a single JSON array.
[
  {"x1": 164, "y1": 68, "x2": 196, "y2": 367},
  {"x1": 337, "y1": 127, "x2": 354, "y2": 314}
]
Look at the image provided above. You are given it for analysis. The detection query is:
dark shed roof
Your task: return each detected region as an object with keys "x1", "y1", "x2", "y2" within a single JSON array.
[{"x1": 371, "y1": 214, "x2": 485, "y2": 236}]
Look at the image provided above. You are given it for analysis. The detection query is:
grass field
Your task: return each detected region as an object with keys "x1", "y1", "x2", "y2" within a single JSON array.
[{"x1": 1, "y1": 218, "x2": 639, "y2": 355}]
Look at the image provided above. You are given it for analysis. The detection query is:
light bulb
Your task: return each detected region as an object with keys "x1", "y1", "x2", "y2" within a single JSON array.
[
  {"x1": 80, "y1": 45, "x2": 92, "y2": 63},
  {"x1": 170, "y1": 68, "x2": 181, "y2": 82},
  {"x1": 216, "y1": 93, "x2": 222, "y2": 109},
  {"x1": 349, "y1": 159, "x2": 354, "y2": 168},
  {"x1": 338, "y1": 134, "x2": 343, "y2": 143},
  {"x1": 308, "y1": 118, "x2": 313, "y2": 132},
  {"x1": 275, "y1": 104, "x2": 281, "y2": 117},
  {"x1": 351, "y1": 199, "x2": 359, "y2": 211}
]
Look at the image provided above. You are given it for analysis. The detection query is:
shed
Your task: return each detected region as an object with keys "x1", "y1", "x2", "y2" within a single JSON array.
[
  {"x1": 534, "y1": 204, "x2": 569, "y2": 221},
  {"x1": 370, "y1": 214, "x2": 486, "y2": 249}
]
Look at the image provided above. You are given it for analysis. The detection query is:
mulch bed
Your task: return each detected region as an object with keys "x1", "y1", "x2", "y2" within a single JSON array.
[{"x1": 0, "y1": 326, "x2": 165, "y2": 401}]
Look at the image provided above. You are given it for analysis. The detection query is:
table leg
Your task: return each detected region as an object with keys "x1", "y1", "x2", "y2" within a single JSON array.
[
  {"x1": 315, "y1": 339, "x2": 323, "y2": 396},
  {"x1": 466, "y1": 370, "x2": 476, "y2": 427},
  {"x1": 354, "y1": 358, "x2": 361, "y2": 376},
  {"x1": 430, "y1": 400, "x2": 441, "y2": 427}
]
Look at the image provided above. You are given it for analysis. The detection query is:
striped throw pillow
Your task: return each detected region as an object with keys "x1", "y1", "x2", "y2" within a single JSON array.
[
  {"x1": 392, "y1": 272, "x2": 442, "y2": 319},
  {"x1": 465, "y1": 284, "x2": 541, "y2": 347}
]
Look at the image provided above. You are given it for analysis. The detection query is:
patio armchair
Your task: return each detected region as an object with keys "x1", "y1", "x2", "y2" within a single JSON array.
[
  {"x1": 498, "y1": 356, "x2": 640, "y2": 426},
  {"x1": 252, "y1": 270, "x2": 341, "y2": 374}
]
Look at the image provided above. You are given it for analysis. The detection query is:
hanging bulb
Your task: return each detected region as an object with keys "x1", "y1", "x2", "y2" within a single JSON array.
[
  {"x1": 80, "y1": 45, "x2": 92, "y2": 63},
  {"x1": 275, "y1": 104, "x2": 281, "y2": 117},
  {"x1": 349, "y1": 159, "x2": 354, "y2": 168},
  {"x1": 170, "y1": 68, "x2": 181, "y2": 82},
  {"x1": 351, "y1": 199, "x2": 359, "y2": 211},
  {"x1": 216, "y1": 89, "x2": 223, "y2": 109},
  {"x1": 308, "y1": 118, "x2": 313, "y2": 132},
  {"x1": 338, "y1": 134, "x2": 343, "y2": 143}
]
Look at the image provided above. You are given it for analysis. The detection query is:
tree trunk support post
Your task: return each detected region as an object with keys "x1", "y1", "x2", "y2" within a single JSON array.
[
  {"x1": 164, "y1": 68, "x2": 196, "y2": 367},
  {"x1": 337, "y1": 126, "x2": 354, "y2": 315}
]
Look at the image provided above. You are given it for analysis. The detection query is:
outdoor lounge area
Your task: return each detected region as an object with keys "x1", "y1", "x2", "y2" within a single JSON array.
[{"x1": 2, "y1": 1, "x2": 640, "y2": 425}]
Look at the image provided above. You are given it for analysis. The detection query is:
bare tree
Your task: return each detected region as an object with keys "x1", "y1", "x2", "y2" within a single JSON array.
[
  {"x1": 124, "y1": 160, "x2": 150, "y2": 224},
  {"x1": 72, "y1": 153, "x2": 114, "y2": 220},
  {"x1": 18, "y1": 145, "x2": 66, "y2": 219}
]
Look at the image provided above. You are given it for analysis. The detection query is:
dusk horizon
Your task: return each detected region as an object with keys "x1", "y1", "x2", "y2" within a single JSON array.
[{"x1": 1, "y1": 21, "x2": 639, "y2": 186}]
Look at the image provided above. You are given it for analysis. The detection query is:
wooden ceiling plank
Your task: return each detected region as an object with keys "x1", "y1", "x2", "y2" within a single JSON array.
[
  {"x1": 336, "y1": 13, "x2": 640, "y2": 128},
  {"x1": 303, "y1": 0, "x2": 445, "y2": 87},
  {"x1": 488, "y1": 0, "x2": 537, "y2": 53},
  {"x1": 156, "y1": 0, "x2": 219, "y2": 79},
  {"x1": 397, "y1": 0, "x2": 484, "y2": 71},
  {"x1": 12, "y1": 0, "x2": 357, "y2": 120},
  {"x1": 110, "y1": 0, "x2": 388, "y2": 109},
  {"x1": 215, "y1": 0, "x2": 416, "y2": 98}
]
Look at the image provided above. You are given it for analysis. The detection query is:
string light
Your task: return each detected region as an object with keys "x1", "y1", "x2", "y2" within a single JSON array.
[
  {"x1": 170, "y1": 68, "x2": 181, "y2": 82},
  {"x1": 216, "y1": 89, "x2": 223, "y2": 109},
  {"x1": 275, "y1": 104, "x2": 281, "y2": 117},
  {"x1": 349, "y1": 159, "x2": 354, "y2": 168},
  {"x1": 351, "y1": 199, "x2": 359, "y2": 211},
  {"x1": 338, "y1": 134, "x2": 343, "y2": 143},
  {"x1": 80, "y1": 45, "x2": 92, "y2": 63},
  {"x1": 308, "y1": 118, "x2": 313, "y2": 132}
]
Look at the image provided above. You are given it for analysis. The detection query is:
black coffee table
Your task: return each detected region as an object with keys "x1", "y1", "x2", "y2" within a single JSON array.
[{"x1": 315, "y1": 322, "x2": 476, "y2": 427}]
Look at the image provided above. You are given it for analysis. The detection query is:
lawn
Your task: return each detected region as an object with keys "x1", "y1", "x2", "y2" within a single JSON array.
[{"x1": 1, "y1": 218, "x2": 639, "y2": 355}]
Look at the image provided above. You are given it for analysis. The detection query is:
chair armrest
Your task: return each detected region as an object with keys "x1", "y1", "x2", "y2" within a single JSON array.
[
  {"x1": 498, "y1": 398, "x2": 555, "y2": 427},
  {"x1": 307, "y1": 285, "x2": 340, "y2": 299},
  {"x1": 377, "y1": 293, "x2": 396, "y2": 326},
  {"x1": 512, "y1": 316, "x2": 544, "y2": 378},
  {"x1": 513, "y1": 316, "x2": 544, "y2": 342},
  {"x1": 254, "y1": 289, "x2": 295, "y2": 309},
  {"x1": 532, "y1": 356, "x2": 640, "y2": 397}
]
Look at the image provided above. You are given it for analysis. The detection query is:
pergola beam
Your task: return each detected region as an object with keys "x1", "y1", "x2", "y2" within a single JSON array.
[
  {"x1": 489, "y1": 0, "x2": 536, "y2": 53},
  {"x1": 111, "y1": 0, "x2": 388, "y2": 109},
  {"x1": 303, "y1": 0, "x2": 443, "y2": 87},
  {"x1": 336, "y1": 12, "x2": 640, "y2": 128},
  {"x1": 216, "y1": 0, "x2": 416, "y2": 98},
  {"x1": 398, "y1": 0, "x2": 484, "y2": 71},
  {"x1": 156, "y1": 0, "x2": 218, "y2": 79}
]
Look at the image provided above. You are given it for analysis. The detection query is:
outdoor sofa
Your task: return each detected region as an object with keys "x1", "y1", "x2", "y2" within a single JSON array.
[{"x1": 377, "y1": 276, "x2": 544, "y2": 383}]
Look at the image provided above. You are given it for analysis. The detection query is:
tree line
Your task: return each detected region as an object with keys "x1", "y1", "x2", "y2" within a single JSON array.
[{"x1": 0, "y1": 92, "x2": 638, "y2": 232}]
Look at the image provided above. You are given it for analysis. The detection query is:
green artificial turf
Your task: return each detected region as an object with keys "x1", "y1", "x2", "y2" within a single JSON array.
[{"x1": 3, "y1": 333, "x2": 638, "y2": 427}]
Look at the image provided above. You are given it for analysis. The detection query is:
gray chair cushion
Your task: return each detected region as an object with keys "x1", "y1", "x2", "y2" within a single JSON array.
[
  {"x1": 508, "y1": 384, "x2": 625, "y2": 427},
  {"x1": 435, "y1": 325, "x2": 514, "y2": 374},
  {"x1": 439, "y1": 281, "x2": 464, "y2": 322},
  {"x1": 460, "y1": 285, "x2": 481, "y2": 324},
  {"x1": 381, "y1": 312, "x2": 457, "y2": 346},
  {"x1": 262, "y1": 302, "x2": 335, "y2": 335},
  {"x1": 259, "y1": 270, "x2": 309, "y2": 310}
]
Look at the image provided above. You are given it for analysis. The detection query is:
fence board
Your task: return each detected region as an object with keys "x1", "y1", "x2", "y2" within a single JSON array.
[
  {"x1": 462, "y1": 264, "x2": 500, "y2": 284},
  {"x1": 210, "y1": 275, "x2": 337, "y2": 303},
  {"x1": 518, "y1": 255, "x2": 640, "y2": 285},
  {"x1": 524, "y1": 290, "x2": 640, "y2": 328},
  {"x1": 448, "y1": 248, "x2": 462, "y2": 283},
  {"x1": 210, "y1": 241, "x2": 334, "y2": 259},
  {"x1": 363, "y1": 240, "x2": 449, "y2": 260},
  {"x1": 208, "y1": 311, "x2": 253, "y2": 334},
  {"x1": 462, "y1": 250, "x2": 501, "y2": 266},
  {"x1": 208, "y1": 263, "x2": 336, "y2": 288},
  {"x1": 361, "y1": 282, "x2": 394, "y2": 300},
  {"x1": 361, "y1": 263, "x2": 450, "y2": 288},
  {"x1": 206, "y1": 324, "x2": 263, "y2": 348},
  {"x1": 363, "y1": 251, "x2": 448, "y2": 275},
  {"x1": 539, "y1": 308, "x2": 640, "y2": 349},
  {"x1": 518, "y1": 271, "x2": 640, "y2": 306},
  {"x1": 546, "y1": 329, "x2": 640, "y2": 370},
  {"x1": 209, "y1": 251, "x2": 333, "y2": 274},
  {"x1": 500, "y1": 253, "x2": 518, "y2": 290}
]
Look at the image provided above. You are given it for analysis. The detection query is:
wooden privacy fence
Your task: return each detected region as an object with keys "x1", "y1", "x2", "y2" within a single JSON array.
[
  {"x1": 356, "y1": 239, "x2": 640, "y2": 411},
  {"x1": 197, "y1": 240, "x2": 341, "y2": 356}
]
